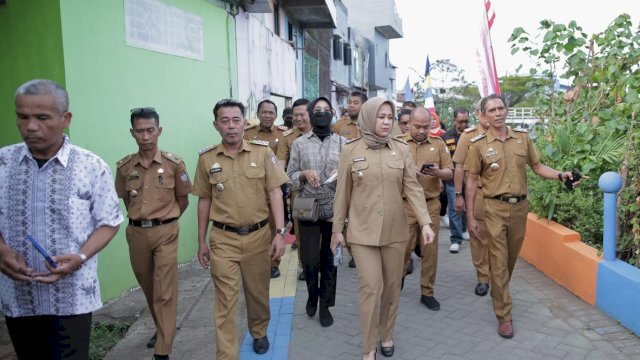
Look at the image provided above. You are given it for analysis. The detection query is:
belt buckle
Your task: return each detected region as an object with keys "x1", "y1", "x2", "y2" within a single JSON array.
[
  {"x1": 508, "y1": 197, "x2": 518, "y2": 204},
  {"x1": 141, "y1": 220, "x2": 153, "y2": 228},
  {"x1": 237, "y1": 227, "x2": 250, "y2": 235}
]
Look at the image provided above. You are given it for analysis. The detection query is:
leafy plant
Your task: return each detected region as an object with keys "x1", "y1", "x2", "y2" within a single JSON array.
[
  {"x1": 509, "y1": 14, "x2": 640, "y2": 266},
  {"x1": 89, "y1": 322, "x2": 131, "y2": 360}
]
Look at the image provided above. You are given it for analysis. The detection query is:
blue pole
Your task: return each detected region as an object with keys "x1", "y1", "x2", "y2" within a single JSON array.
[{"x1": 598, "y1": 172, "x2": 623, "y2": 262}]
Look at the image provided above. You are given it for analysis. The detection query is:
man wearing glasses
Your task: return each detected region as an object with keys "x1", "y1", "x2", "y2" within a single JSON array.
[{"x1": 115, "y1": 107, "x2": 192, "y2": 360}]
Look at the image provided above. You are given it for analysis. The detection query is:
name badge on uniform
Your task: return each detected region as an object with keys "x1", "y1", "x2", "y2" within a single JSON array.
[
  {"x1": 128, "y1": 170, "x2": 139, "y2": 181},
  {"x1": 353, "y1": 157, "x2": 366, "y2": 162},
  {"x1": 210, "y1": 163, "x2": 222, "y2": 174},
  {"x1": 485, "y1": 148, "x2": 497, "y2": 158}
]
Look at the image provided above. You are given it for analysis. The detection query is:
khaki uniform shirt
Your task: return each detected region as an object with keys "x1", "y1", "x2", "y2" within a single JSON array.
[
  {"x1": 333, "y1": 116, "x2": 360, "y2": 139},
  {"x1": 244, "y1": 124, "x2": 287, "y2": 156},
  {"x1": 452, "y1": 126, "x2": 486, "y2": 187},
  {"x1": 400, "y1": 133, "x2": 453, "y2": 199},
  {"x1": 276, "y1": 128, "x2": 303, "y2": 163},
  {"x1": 332, "y1": 138, "x2": 432, "y2": 246},
  {"x1": 464, "y1": 127, "x2": 539, "y2": 198},
  {"x1": 115, "y1": 149, "x2": 192, "y2": 220},
  {"x1": 191, "y1": 141, "x2": 289, "y2": 227}
]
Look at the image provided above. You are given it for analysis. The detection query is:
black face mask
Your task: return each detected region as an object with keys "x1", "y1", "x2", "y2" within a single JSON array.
[{"x1": 312, "y1": 111, "x2": 333, "y2": 137}]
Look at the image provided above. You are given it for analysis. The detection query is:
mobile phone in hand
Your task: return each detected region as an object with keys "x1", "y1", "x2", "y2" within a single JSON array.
[
  {"x1": 421, "y1": 163, "x2": 434, "y2": 172},
  {"x1": 26, "y1": 235, "x2": 57, "y2": 269},
  {"x1": 333, "y1": 245, "x2": 343, "y2": 266},
  {"x1": 564, "y1": 168, "x2": 582, "y2": 191}
]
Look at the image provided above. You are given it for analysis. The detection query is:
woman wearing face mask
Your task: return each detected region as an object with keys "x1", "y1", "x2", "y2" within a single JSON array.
[
  {"x1": 287, "y1": 96, "x2": 345, "y2": 327},
  {"x1": 331, "y1": 97, "x2": 435, "y2": 360}
]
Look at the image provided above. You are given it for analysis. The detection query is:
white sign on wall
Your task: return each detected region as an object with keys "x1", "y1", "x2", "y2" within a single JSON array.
[{"x1": 124, "y1": 0, "x2": 204, "y2": 61}]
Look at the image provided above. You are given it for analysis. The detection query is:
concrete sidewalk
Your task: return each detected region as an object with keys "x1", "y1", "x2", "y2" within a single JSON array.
[{"x1": 2, "y1": 227, "x2": 639, "y2": 359}]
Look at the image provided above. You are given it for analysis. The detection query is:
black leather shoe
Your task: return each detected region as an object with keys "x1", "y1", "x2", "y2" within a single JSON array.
[
  {"x1": 253, "y1": 336, "x2": 269, "y2": 354},
  {"x1": 380, "y1": 342, "x2": 394, "y2": 357},
  {"x1": 298, "y1": 272, "x2": 305, "y2": 281},
  {"x1": 306, "y1": 299, "x2": 317, "y2": 317},
  {"x1": 270, "y1": 266, "x2": 281, "y2": 278},
  {"x1": 319, "y1": 307, "x2": 334, "y2": 327},
  {"x1": 406, "y1": 258, "x2": 414, "y2": 275},
  {"x1": 153, "y1": 355, "x2": 169, "y2": 360},
  {"x1": 147, "y1": 333, "x2": 157, "y2": 348},
  {"x1": 348, "y1": 257, "x2": 356, "y2": 268},
  {"x1": 420, "y1": 295, "x2": 440, "y2": 311},
  {"x1": 475, "y1": 283, "x2": 489, "y2": 296},
  {"x1": 291, "y1": 242, "x2": 298, "y2": 250},
  {"x1": 400, "y1": 276, "x2": 405, "y2": 291}
]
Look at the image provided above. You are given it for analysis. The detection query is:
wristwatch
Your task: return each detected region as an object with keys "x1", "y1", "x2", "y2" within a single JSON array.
[
  {"x1": 455, "y1": 192, "x2": 463, "y2": 197},
  {"x1": 77, "y1": 253, "x2": 88, "y2": 267},
  {"x1": 276, "y1": 227, "x2": 287, "y2": 237}
]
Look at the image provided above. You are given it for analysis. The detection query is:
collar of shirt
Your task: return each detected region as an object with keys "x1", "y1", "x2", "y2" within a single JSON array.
[
  {"x1": 259, "y1": 125, "x2": 275, "y2": 133},
  {"x1": 213, "y1": 140, "x2": 253, "y2": 157},
  {"x1": 486, "y1": 126, "x2": 518, "y2": 144},
  {"x1": 19, "y1": 134, "x2": 71, "y2": 167},
  {"x1": 402, "y1": 132, "x2": 433, "y2": 145},
  {"x1": 132, "y1": 149, "x2": 163, "y2": 166}
]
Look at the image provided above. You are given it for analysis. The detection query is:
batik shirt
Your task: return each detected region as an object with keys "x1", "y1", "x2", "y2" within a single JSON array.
[{"x1": 0, "y1": 136, "x2": 123, "y2": 317}]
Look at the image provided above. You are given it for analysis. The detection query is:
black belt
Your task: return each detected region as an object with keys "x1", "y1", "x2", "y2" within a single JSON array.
[
  {"x1": 492, "y1": 194, "x2": 527, "y2": 204},
  {"x1": 129, "y1": 218, "x2": 177, "y2": 228},
  {"x1": 211, "y1": 218, "x2": 269, "y2": 235},
  {"x1": 425, "y1": 197, "x2": 438, "y2": 201}
]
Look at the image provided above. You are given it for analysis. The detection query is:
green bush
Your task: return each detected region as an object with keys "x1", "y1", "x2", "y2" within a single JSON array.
[{"x1": 89, "y1": 322, "x2": 131, "y2": 360}]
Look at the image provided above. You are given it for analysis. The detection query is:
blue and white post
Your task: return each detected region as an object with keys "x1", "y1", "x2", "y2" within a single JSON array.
[{"x1": 597, "y1": 172, "x2": 623, "y2": 261}]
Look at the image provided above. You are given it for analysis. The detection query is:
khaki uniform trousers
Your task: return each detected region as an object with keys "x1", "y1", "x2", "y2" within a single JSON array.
[
  {"x1": 351, "y1": 240, "x2": 406, "y2": 353},
  {"x1": 470, "y1": 192, "x2": 490, "y2": 283},
  {"x1": 403, "y1": 198, "x2": 441, "y2": 296},
  {"x1": 483, "y1": 198, "x2": 529, "y2": 322},
  {"x1": 126, "y1": 221, "x2": 179, "y2": 356},
  {"x1": 210, "y1": 225, "x2": 271, "y2": 360}
]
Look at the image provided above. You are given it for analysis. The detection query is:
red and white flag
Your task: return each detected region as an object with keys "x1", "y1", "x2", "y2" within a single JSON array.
[{"x1": 476, "y1": 0, "x2": 501, "y2": 97}]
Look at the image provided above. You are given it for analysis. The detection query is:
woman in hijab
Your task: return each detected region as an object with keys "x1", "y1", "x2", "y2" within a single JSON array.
[
  {"x1": 287, "y1": 96, "x2": 344, "y2": 328},
  {"x1": 331, "y1": 97, "x2": 435, "y2": 359}
]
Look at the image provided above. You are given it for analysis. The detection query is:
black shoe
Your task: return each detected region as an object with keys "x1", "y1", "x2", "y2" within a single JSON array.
[
  {"x1": 253, "y1": 336, "x2": 269, "y2": 354},
  {"x1": 306, "y1": 299, "x2": 317, "y2": 317},
  {"x1": 291, "y1": 242, "x2": 298, "y2": 250},
  {"x1": 380, "y1": 342, "x2": 394, "y2": 357},
  {"x1": 147, "y1": 333, "x2": 157, "y2": 348},
  {"x1": 401, "y1": 276, "x2": 405, "y2": 291},
  {"x1": 406, "y1": 258, "x2": 414, "y2": 275},
  {"x1": 298, "y1": 272, "x2": 305, "y2": 281},
  {"x1": 153, "y1": 355, "x2": 169, "y2": 360},
  {"x1": 270, "y1": 266, "x2": 281, "y2": 278},
  {"x1": 348, "y1": 257, "x2": 356, "y2": 268},
  {"x1": 420, "y1": 295, "x2": 440, "y2": 311},
  {"x1": 475, "y1": 283, "x2": 489, "y2": 296},
  {"x1": 319, "y1": 307, "x2": 334, "y2": 327}
]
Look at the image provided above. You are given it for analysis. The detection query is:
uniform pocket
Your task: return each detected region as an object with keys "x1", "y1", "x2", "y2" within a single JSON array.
[
  {"x1": 209, "y1": 174, "x2": 229, "y2": 199},
  {"x1": 154, "y1": 177, "x2": 175, "y2": 202},
  {"x1": 387, "y1": 160, "x2": 404, "y2": 169},
  {"x1": 515, "y1": 149, "x2": 527, "y2": 166},
  {"x1": 350, "y1": 161, "x2": 369, "y2": 183},
  {"x1": 244, "y1": 167, "x2": 265, "y2": 194}
]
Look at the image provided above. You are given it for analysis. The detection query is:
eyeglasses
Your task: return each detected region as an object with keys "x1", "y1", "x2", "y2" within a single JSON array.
[{"x1": 130, "y1": 107, "x2": 156, "y2": 115}]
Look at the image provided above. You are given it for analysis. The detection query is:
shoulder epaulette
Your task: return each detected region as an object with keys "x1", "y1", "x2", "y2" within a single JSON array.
[
  {"x1": 276, "y1": 125, "x2": 289, "y2": 132},
  {"x1": 464, "y1": 126, "x2": 477, "y2": 133},
  {"x1": 116, "y1": 153, "x2": 135, "y2": 168},
  {"x1": 429, "y1": 135, "x2": 445, "y2": 143},
  {"x1": 198, "y1": 145, "x2": 216, "y2": 155},
  {"x1": 391, "y1": 137, "x2": 408, "y2": 145},
  {"x1": 282, "y1": 129, "x2": 294, "y2": 137},
  {"x1": 470, "y1": 133, "x2": 487, "y2": 143},
  {"x1": 513, "y1": 128, "x2": 528, "y2": 133},
  {"x1": 250, "y1": 139, "x2": 270, "y2": 146},
  {"x1": 161, "y1": 151, "x2": 182, "y2": 164},
  {"x1": 345, "y1": 137, "x2": 361, "y2": 144},
  {"x1": 245, "y1": 124, "x2": 258, "y2": 131}
]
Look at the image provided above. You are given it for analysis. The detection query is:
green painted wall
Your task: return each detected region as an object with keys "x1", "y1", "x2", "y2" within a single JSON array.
[
  {"x1": 58, "y1": 0, "x2": 237, "y2": 300},
  {"x1": 0, "y1": 0, "x2": 66, "y2": 146}
]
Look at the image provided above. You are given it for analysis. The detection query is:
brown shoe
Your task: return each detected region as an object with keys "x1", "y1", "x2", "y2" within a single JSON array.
[{"x1": 498, "y1": 320, "x2": 514, "y2": 338}]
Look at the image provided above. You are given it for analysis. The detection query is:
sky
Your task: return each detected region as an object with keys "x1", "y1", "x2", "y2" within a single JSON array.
[{"x1": 390, "y1": 0, "x2": 640, "y2": 90}]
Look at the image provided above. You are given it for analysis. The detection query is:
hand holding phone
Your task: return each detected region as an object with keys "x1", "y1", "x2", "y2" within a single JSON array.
[
  {"x1": 564, "y1": 168, "x2": 582, "y2": 191},
  {"x1": 26, "y1": 235, "x2": 57, "y2": 269},
  {"x1": 421, "y1": 163, "x2": 435, "y2": 173}
]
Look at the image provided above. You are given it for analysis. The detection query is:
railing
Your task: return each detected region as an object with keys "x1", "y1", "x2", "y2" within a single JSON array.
[{"x1": 506, "y1": 107, "x2": 544, "y2": 127}]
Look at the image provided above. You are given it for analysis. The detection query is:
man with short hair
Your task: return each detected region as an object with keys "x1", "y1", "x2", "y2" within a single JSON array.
[
  {"x1": 465, "y1": 94, "x2": 579, "y2": 338},
  {"x1": 0, "y1": 79, "x2": 123, "y2": 359},
  {"x1": 244, "y1": 99, "x2": 288, "y2": 278},
  {"x1": 399, "y1": 107, "x2": 453, "y2": 311},
  {"x1": 441, "y1": 108, "x2": 470, "y2": 253},
  {"x1": 282, "y1": 107, "x2": 293, "y2": 129},
  {"x1": 333, "y1": 91, "x2": 367, "y2": 140},
  {"x1": 194, "y1": 99, "x2": 288, "y2": 359},
  {"x1": 397, "y1": 109, "x2": 412, "y2": 134},
  {"x1": 115, "y1": 107, "x2": 192, "y2": 360}
]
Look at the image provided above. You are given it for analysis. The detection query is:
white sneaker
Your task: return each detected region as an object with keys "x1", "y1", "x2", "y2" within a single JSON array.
[
  {"x1": 462, "y1": 231, "x2": 470, "y2": 240},
  {"x1": 441, "y1": 215, "x2": 450, "y2": 228},
  {"x1": 449, "y1": 243, "x2": 460, "y2": 253}
]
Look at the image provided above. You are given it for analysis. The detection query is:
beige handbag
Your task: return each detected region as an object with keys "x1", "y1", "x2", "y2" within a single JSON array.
[{"x1": 292, "y1": 196, "x2": 319, "y2": 221}]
